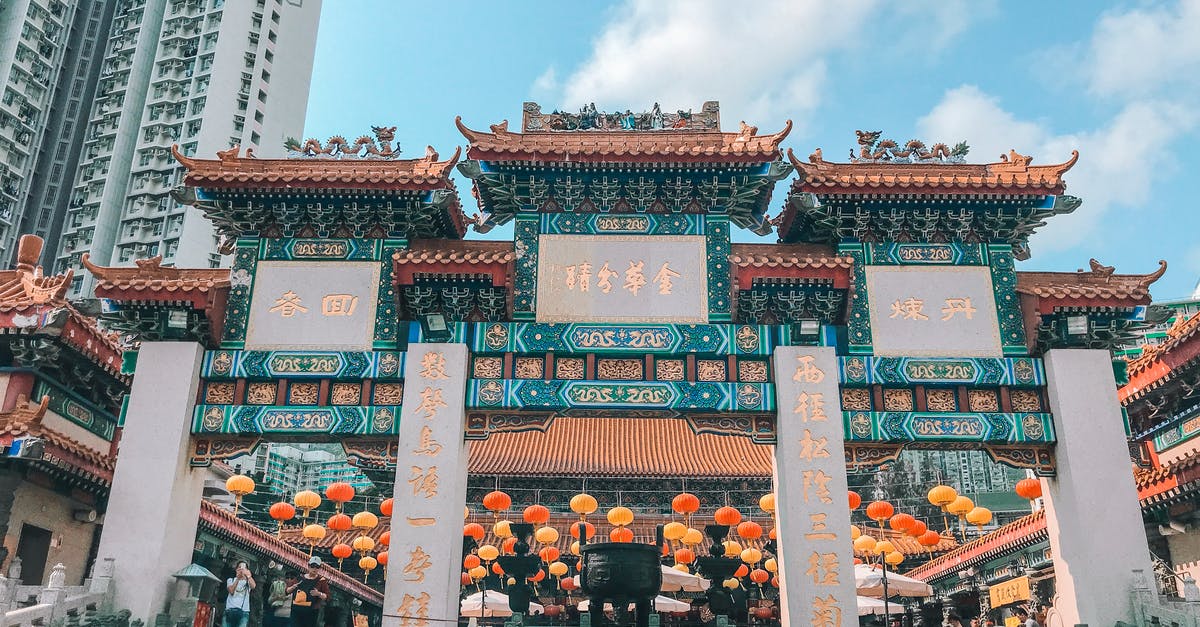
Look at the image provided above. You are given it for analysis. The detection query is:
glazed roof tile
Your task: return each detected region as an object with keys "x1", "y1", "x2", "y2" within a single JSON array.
[
  {"x1": 468, "y1": 416, "x2": 773, "y2": 478},
  {"x1": 1137, "y1": 451, "x2": 1200, "y2": 505},
  {"x1": 172, "y1": 144, "x2": 461, "y2": 191},
  {"x1": 788, "y1": 148, "x2": 1078, "y2": 196},
  {"x1": 456, "y1": 117, "x2": 791, "y2": 164},
  {"x1": 82, "y1": 254, "x2": 230, "y2": 296},
  {"x1": 906, "y1": 511, "x2": 1046, "y2": 582},
  {"x1": 1121, "y1": 311, "x2": 1200, "y2": 405},
  {"x1": 1016, "y1": 260, "x2": 1166, "y2": 302},
  {"x1": 0, "y1": 395, "x2": 114, "y2": 480},
  {"x1": 728, "y1": 243, "x2": 855, "y2": 270},
  {"x1": 393, "y1": 240, "x2": 515, "y2": 267}
]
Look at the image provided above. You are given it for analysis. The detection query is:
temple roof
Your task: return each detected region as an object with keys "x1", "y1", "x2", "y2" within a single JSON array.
[
  {"x1": 1016, "y1": 259, "x2": 1166, "y2": 312},
  {"x1": 1121, "y1": 310, "x2": 1200, "y2": 403},
  {"x1": 468, "y1": 416, "x2": 773, "y2": 478},
  {"x1": 1137, "y1": 450, "x2": 1200, "y2": 508},
  {"x1": 788, "y1": 147, "x2": 1079, "y2": 196},
  {"x1": 906, "y1": 510, "x2": 1046, "y2": 582},
  {"x1": 83, "y1": 254, "x2": 230, "y2": 304},
  {"x1": 171, "y1": 144, "x2": 461, "y2": 191},
  {"x1": 0, "y1": 395, "x2": 114, "y2": 485},
  {"x1": 393, "y1": 240, "x2": 515, "y2": 269}
]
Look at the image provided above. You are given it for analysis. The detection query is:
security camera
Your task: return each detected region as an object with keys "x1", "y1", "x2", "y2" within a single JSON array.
[{"x1": 73, "y1": 509, "x2": 98, "y2": 523}]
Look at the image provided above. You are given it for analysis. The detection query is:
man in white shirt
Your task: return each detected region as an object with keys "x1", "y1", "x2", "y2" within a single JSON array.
[{"x1": 224, "y1": 561, "x2": 256, "y2": 627}]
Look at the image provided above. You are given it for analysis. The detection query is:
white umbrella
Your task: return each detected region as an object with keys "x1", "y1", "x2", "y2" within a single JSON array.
[
  {"x1": 855, "y1": 563, "x2": 933, "y2": 598},
  {"x1": 460, "y1": 590, "x2": 545, "y2": 617},
  {"x1": 858, "y1": 595, "x2": 904, "y2": 616},
  {"x1": 578, "y1": 595, "x2": 690, "y2": 612},
  {"x1": 573, "y1": 566, "x2": 711, "y2": 593}
]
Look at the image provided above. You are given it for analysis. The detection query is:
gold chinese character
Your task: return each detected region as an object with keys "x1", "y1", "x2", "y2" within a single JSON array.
[
  {"x1": 810, "y1": 595, "x2": 842, "y2": 627},
  {"x1": 652, "y1": 262, "x2": 681, "y2": 295},
  {"x1": 403, "y1": 546, "x2": 433, "y2": 583},
  {"x1": 805, "y1": 513, "x2": 837, "y2": 540},
  {"x1": 419, "y1": 352, "x2": 450, "y2": 380},
  {"x1": 413, "y1": 425, "x2": 443, "y2": 456},
  {"x1": 406, "y1": 517, "x2": 436, "y2": 527},
  {"x1": 597, "y1": 262, "x2": 617, "y2": 294},
  {"x1": 941, "y1": 297, "x2": 977, "y2": 320},
  {"x1": 792, "y1": 355, "x2": 825, "y2": 383},
  {"x1": 578, "y1": 262, "x2": 592, "y2": 292},
  {"x1": 565, "y1": 265, "x2": 577, "y2": 290},
  {"x1": 798, "y1": 429, "x2": 830, "y2": 461},
  {"x1": 408, "y1": 465, "x2": 439, "y2": 498},
  {"x1": 397, "y1": 592, "x2": 430, "y2": 627},
  {"x1": 268, "y1": 291, "x2": 308, "y2": 317},
  {"x1": 415, "y1": 387, "x2": 447, "y2": 420},
  {"x1": 624, "y1": 260, "x2": 647, "y2": 295},
  {"x1": 794, "y1": 392, "x2": 827, "y2": 422},
  {"x1": 802, "y1": 470, "x2": 833, "y2": 504},
  {"x1": 321, "y1": 294, "x2": 358, "y2": 316},
  {"x1": 806, "y1": 552, "x2": 840, "y2": 585},
  {"x1": 890, "y1": 297, "x2": 929, "y2": 321}
]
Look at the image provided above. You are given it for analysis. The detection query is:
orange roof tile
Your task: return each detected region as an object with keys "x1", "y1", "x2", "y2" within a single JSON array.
[
  {"x1": 1016, "y1": 259, "x2": 1165, "y2": 304},
  {"x1": 393, "y1": 240, "x2": 515, "y2": 267},
  {"x1": 457, "y1": 117, "x2": 791, "y2": 164},
  {"x1": 1121, "y1": 310, "x2": 1200, "y2": 405},
  {"x1": 0, "y1": 395, "x2": 114, "y2": 482},
  {"x1": 82, "y1": 253, "x2": 229, "y2": 310},
  {"x1": 728, "y1": 243, "x2": 855, "y2": 270},
  {"x1": 1137, "y1": 451, "x2": 1200, "y2": 504},
  {"x1": 468, "y1": 417, "x2": 773, "y2": 478},
  {"x1": 789, "y1": 148, "x2": 1078, "y2": 195},
  {"x1": 906, "y1": 511, "x2": 1046, "y2": 582},
  {"x1": 172, "y1": 144, "x2": 461, "y2": 191}
]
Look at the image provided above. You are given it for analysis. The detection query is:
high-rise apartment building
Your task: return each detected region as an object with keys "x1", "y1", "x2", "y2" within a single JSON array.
[
  {"x1": 56, "y1": 0, "x2": 321, "y2": 296},
  {"x1": 0, "y1": 0, "x2": 116, "y2": 266},
  {"x1": 233, "y1": 444, "x2": 373, "y2": 496}
]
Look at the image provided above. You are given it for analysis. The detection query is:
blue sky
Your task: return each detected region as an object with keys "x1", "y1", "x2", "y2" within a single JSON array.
[{"x1": 303, "y1": 1, "x2": 1200, "y2": 300}]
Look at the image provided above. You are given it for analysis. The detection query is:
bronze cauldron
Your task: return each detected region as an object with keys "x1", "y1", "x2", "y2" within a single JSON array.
[{"x1": 579, "y1": 541, "x2": 662, "y2": 627}]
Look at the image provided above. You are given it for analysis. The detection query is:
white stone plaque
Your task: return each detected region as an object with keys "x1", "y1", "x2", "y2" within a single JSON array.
[
  {"x1": 244, "y1": 261, "x2": 380, "y2": 351},
  {"x1": 866, "y1": 265, "x2": 1002, "y2": 357},
  {"x1": 535, "y1": 234, "x2": 708, "y2": 323}
]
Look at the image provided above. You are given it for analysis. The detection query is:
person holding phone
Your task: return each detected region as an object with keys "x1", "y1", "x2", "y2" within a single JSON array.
[{"x1": 224, "y1": 561, "x2": 255, "y2": 627}]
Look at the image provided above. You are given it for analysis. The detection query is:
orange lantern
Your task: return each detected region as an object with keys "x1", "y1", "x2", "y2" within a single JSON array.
[
  {"x1": 749, "y1": 569, "x2": 769, "y2": 584},
  {"x1": 1015, "y1": 477, "x2": 1042, "y2": 501},
  {"x1": 379, "y1": 531, "x2": 390, "y2": 547},
  {"x1": 302, "y1": 524, "x2": 326, "y2": 556},
  {"x1": 607, "y1": 506, "x2": 634, "y2": 527},
  {"x1": 377, "y1": 551, "x2": 388, "y2": 567},
  {"x1": 327, "y1": 513, "x2": 352, "y2": 533},
  {"x1": 528, "y1": 570, "x2": 545, "y2": 582},
  {"x1": 491, "y1": 562, "x2": 504, "y2": 575},
  {"x1": 610, "y1": 527, "x2": 634, "y2": 542},
  {"x1": 325, "y1": 483, "x2": 355, "y2": 512},
  {"x1": 331, "y1": 543, "x2": 353, "y2": 570},
  {"x1": 226, "y1": 475, "x2": 255, "y2": 516},
  {"x1": 501, "y1": 537, "x2": 517, "y2": 554},
  {"x1": 570, "y1": 521, "x2": 596, "y2": 539},
  {"x1": 734, "y1": 564, "x2": 749, "y2": 578},
  {"x1": 294, "y1": 490, "x2": 321, "y2": 520},
  {"x1": 352, "y1": 511, "x2": 379, "y2": 531},
  {"x1": 713, "y1": 506, "x2": 742, "y2": 526},
  {"x1": 538, "y1": 547, "x2": 560, "y2": 563},
  {"x1": 865, "y1": 501, "x2": 894, "y2": 523},
  {"x1": 908, "y1": 520, "x2": 928, "y2": 538},
  {"x1": 268, "y1": 502, "x2": 295, "y2": 536},
  {"x1": 570, "y1": 493, "x2": 598, "y2": 518},
  {"x1": 672, "y1": 493, "x2": 700, "y2": 515},
  {"x1": 482, "y1": 490, "x2": 512, "y2": 514},
  {"x1": 675, "y1": 548, "x2": 695, "y2": 564},
  {"x1": 352, "y1": 535, "x2": 376, "y2": 555},
  {"x1": 947, "y1": 496, "x2": 974, "y2": 517},
  {"x1": 770, "y1": 575, "x2": 779, "y2": 588},
  {"x1": 358, "y1": 556, "x2": 377, "y2": 582},
  {"x1": 524, "y1": 504, "x2": 551, "y2": 525},
  {"x1": 736, "y1": 521, "x2": 763, "y2": 540},
  {"x1": 927, "y1": 485, "x2": 957, "y2": 509},
  {"x1": 848, "y1": 490, "x2": 862, "y2": 510},
  {"x1": 889, "y1": 513, "x2": 915, "y2": 533},
  {"x1": 464, "y1": 554, "x2": 481, "y2": 570},
  {"x1": 379, "y1": 498, "x2": 393, "y2": 517},
  {"x1": 768, "y1": 527, "x2": 777, "y2": 540},
  {"x1": 463, "y1": 523, "x2": 485, "y2": 541},
  {"x1": 560, "y1": 576, "x2": 576, "y2": 591},
  {"x1": 460, "y1": 572, "x2": 472, "y2": 586}
]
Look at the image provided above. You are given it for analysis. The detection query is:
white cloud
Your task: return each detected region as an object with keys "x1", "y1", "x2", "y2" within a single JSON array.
[
  {"x1": 917, "y1": 85, "x2": 1195, "y2": 254},
  {"x1": 531, "y1": 67, "x2": 558, "y2": 98},
  {"x1": 1085, "y1": 0, "x2": 1200, "y2": 98},
  {"x1": 547, "y1": 0, "x2": 980, "y2": 131}
]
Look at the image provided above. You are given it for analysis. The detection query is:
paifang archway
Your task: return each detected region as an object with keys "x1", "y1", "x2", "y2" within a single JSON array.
[{"x1": 90, "y1": 104, "x2": 1163, "y2": 627}]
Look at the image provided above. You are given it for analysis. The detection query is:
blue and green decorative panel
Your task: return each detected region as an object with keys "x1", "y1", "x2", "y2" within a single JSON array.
[
  {"x1": 374, "y1": 238, "x2": 407, "y2": 349},
  {"x1": 706, "y1": 216, "x2": 732, "y2": 322},
  {"x1": 192, "y1": 405, "x2": 401, "y2": 436},
  {"x1": 987, "y1": 244, "x2": 1028, "y2": 355},
  {"x1": 843, "y1": 411, "x2": 1056, "y2": 444},
  {"x1": 220, "y1": 238, "x2": 259, "y2": 348},
  {"x1": 513, "y1": 214, "x2": 539, "y2": 320},
  {"x1": 466, "y1": 379, "x2": 774, "y2": 413},
  {"x1": 33, "y1": 380, "x2": 117, "y2": 440},
  {"x1": 541, "y1": 214, "x2": 702, "y2": 236},
  {"x1": 1152, "y1": 411, "x2": 1200, "y2": 453},
  {"x1": 839, "y1": 356, "x2": 1044, "y2": 387},
  {"x1": 261, "y1": 238, "x2": 381, "y2": 261},
  {"x1": 840, "y1": 243, "x2": 872, "y2": 353},
  {"x1": 201, "y1": 350, "x2": 404, "y2": 380},
  {"x1": 469, "y1": 322, "x2": 777, "y2": 356},
  {"x1": 867, "y1": 243, "x2": 985, "y2": 266}
]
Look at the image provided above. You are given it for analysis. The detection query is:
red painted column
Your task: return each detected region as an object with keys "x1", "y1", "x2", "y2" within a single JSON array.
[{"x1": 2, "y1": 372, "x2": 35, "y2": 411}]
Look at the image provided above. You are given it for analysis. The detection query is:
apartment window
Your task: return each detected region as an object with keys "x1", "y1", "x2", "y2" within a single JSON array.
[
  {"x1": 143, "y1": 128, "x2": 156, "y2": 141},
  {"x1": 72, "y1": 79, "x2": 83, "y2": 97},
  {"x1": 257, "y1": 89, "x2": 266, "y2": 103},
  {"x1": 232, "y1": 120, "x2": 243, "y2": 132},
  {"x1": 254, "y1": 110, "x2": 263, "y2": 123},
  {"x1": 139, "y1": 153, "x2": 151, "y2": 166},
  {"x1": 250, "y1": 131, "x2": 260, "y2": 145},
  {"x1": 271, "y1": 11, "x2": 279, "y2": 23},
  {"x1": 261, "y1": 70, "x2": 269, "y2": 83},
  {"x1": 267, "y1": 30, "x2": 276, "y2": 43}
]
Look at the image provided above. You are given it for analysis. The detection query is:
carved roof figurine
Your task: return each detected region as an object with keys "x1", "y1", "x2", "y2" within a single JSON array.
[
  {"x1": 1016, "y1": 259, "x2": 1167, "y2": 305},
  {"x1": 791, "y1": 135, "x2": 1079, "y2": 195},
  {"x1": 457, "y1": 102, "x2": 793, "y2": 164},
  {"x1": 0, "y1": 234, "x2": 71, "y2": 310},
  {"x1": 284, "y1": 125, "x2": 401, "y2": 159}
]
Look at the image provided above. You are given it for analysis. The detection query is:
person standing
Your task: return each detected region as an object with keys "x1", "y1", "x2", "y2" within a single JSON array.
[
  {"x1": 224, "y1": 561, "x2": 256, "y2": 627},
  {"x1": 288, "y1": 558, "x2": 329, "y2": 627},
  {"x1": 267, "y1": 573, "x2": 295, "y2": 627},
  {"x1": 1014, "y1": 608, "x2": 1040, "y2": 627}
]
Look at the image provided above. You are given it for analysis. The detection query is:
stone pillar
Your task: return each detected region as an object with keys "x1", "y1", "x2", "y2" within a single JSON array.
[
  {"x1": 772, "y1": 347, "x2": 856, "y2": 627},
  {"x1": 94, "y1": 342, "x2": 206, "y2": 622},
  {"x1": 383, "y1": 344, "x2": 470, "y2": 627},
  {"x1": 1042, "y1": 349, "x2": 1153, "y2": 626}
]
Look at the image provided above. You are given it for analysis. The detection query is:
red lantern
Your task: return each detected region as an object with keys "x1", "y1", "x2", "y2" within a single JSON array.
[
  {"x1": 523, "y1": 504, "x2": 551, "y2": 525},
  {"x1": 482, "y1": 490, "x2": 512, "y2": 513},
  {"x1": 675, "y1": 548, "x2": 695, "y2": 565},
  {"x1": 768, "y1": 527, "x2": 777, "y2": 540},
  {"x1": 848, "y1": 490, "x2": 862, "y2": 510},
  {"x1": 749, "y1": 569, "x2": 769, "y2": 584},
  {"x1": 460, "y1": 572, "x2": 472, "y2": 586},
  {"x1": 379, "y1": 531, "x2": 390, "y2": 547},
  {"x1": 889, "y1": 513, "x2": 915, "y2": 533},
  {"x1": 918, "y1": 530, "x2": 942, "y2": 547},
  {"x1": 1015, "y1": 477, "x2": 1042, "y2": 500},
  {"x1": 325, "y1": 483, "x2": 355, "y2": 509},
  {"x1": 908, "y1": 520, "x2": 928, "y2": 538},
  {"x1": 560, "y1": 577, "x2": 576, "y2": 591},
  {"x1": 269, "y1": 502, "x2": 296, "y2": 522},
  {"x1": 378, "y1": 551, "x2": 388, "y2": 567},
  {"x1": 539, "y1": 547, "x2": 560, "y2": 563},
  {"x1": 544, "y1": 605, "x2": 563, "y2": 618},
  {"x1": 327, "y1": 513, "x2": 352, "y2": 532},
  {"x1": 464, "y1": 554, "x2": 481, "y2": 569},
  {"x1": 463, "y1": 523, "x2": 485, "y2": 541},
  {"x1": 865, "y1": 501, "x2": 894, "y2": 523},
  {"x1": 753, "y1": 606, "x2": 773, "y2": 620},
  {"x1": 528, "y1": 569, "x2": 545, "y2": 582},
  {"x1": 672, "y1": 493, "x2": 700, "y2": 515},
  {"x1": 610, "y1": 527, "x2": 634, "y2": 542},
  {"x1": 331, "y1": 544, "x2": 353, "y2": 559},
  {"x1": 501, "y1": 537, "x2": 517, "y2": 554},
  {"x1": 491, "y1": 562, "x2": 504, "y2": 575},
  {"x1": 734, "y1": 564, "x2": 749, "y2": 578},
  {"x1": 853, "y1": 558, "x2": 863, "y2": 565},
  {"x1": 570, "y1": 521, "x2": 596, "y2": 539},
  {"x1": 736, "y1": 521, "x2": 763, "y2": 540},
  {"x1": 770, "y1": 575, "x2": 779, "y2": 588},
  {"x1": 713, "y1": 506, "x2": 742, "y2": 526},
  {"x1": 379, "y1": 498, "x2": 393, "y2": 517}
]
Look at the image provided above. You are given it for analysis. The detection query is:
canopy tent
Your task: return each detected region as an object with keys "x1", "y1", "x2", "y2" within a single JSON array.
[
  {"x1": 855, "y1": 563, "x2": 934, "y2": 598},
  {"x1": 572, "y1": 565, "x2": 711, "y2": 593},
  {"x1": 857, "y1": 595, "x2": 908, "y2": 616},
  {"x1": 578, "y1": 595, "x2": 691, "y2": 613},
  {"x1": 460, "y1": 590, "x2": 545, "y2": 617}
]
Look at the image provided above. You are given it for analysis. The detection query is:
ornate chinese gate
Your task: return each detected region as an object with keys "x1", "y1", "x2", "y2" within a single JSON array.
[{"x1": 90, "y1": 106, "x2": 1162, "y2": 627}]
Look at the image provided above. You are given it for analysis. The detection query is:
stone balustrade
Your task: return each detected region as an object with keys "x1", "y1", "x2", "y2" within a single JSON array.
[{"x1": 0, "y1": 559, "x2": 114, "y2": 627}]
